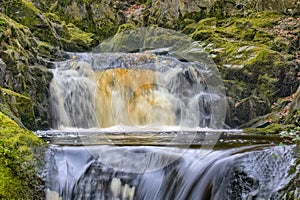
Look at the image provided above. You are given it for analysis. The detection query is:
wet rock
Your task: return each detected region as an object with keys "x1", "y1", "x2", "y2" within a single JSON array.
[
  {"x1": 283, "y1": 85, "x2": 300, "y2": 126},
  {"x1": 27, "y1": 65, "x2": 53, "y2": 130},
  {"x1": 0, "y1": 59, "x2": 6, "y2": 87}
]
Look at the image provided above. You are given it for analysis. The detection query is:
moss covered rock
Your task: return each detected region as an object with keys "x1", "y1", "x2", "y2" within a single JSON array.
[
  {"x1": 187, "y1": 12, "x2": 300, "y2": 127},
  {"x1": 0, "y1": 12, "x2": 37, "y2": 67},
  {"x1": 29, "y1": 0, "x2": 127, "y2": 44},
  {"x1": 0, "y1": 111, "x2": 45, "y2": 199},
  {"x1": 0, "y1": 87, "x2": 35, "y2": 130},
  {"x1": 2, "y1": 0, "x2": 94, "y2": 52},
  {"x1": 0, "y1": 13, "x2": 55, "y2": 130}
]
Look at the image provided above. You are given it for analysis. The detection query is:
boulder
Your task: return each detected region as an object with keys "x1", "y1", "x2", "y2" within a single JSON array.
[{"x1": 0, "y1": 87, "x2": 35, "y2": 130}]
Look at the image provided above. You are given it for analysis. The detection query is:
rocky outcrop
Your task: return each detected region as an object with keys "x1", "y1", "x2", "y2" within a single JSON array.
[
  {"x1": 0, "y1": 87, "x2": 35, "y2": 130},
  {"x1": 1, "y1": 0, "x2": 94, "y2": 52},
  {"x1": 141, "y1": 0, "x2": 300, "y2": 29},
  {"x1": 184, "y1": 12, "x2": 299, "y2": 127},
  {"x1": 29, "y1": 0, "x2": 130, "y2": 42},
  {"x1": 0, "y1": 111, "x2": 45, "y2": 199},
  {"x1": 0, "y1": 13, "x2": 55, "y2": 130}
]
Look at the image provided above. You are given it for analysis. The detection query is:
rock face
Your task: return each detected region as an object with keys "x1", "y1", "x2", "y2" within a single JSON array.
[
  {"x1": 0, "y1": 87, "x2": 35, "y2": 130},
  {"x1": 0, "y1": 12, "x2": 54, "y2": 130},
  {"x1": 0, "y1": 0, "x2": 300, "y2": 131},
  {"x1": 188, "y1": 13, "x2": 300, "y2": 126}
]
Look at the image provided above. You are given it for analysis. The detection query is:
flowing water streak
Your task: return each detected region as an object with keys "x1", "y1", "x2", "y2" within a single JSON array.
[
  {"x1": 50, "y1": 59, "x2": 98, "y2": 128},
  {"x1": 44, "y1": 145, "x2": 298, "y2": 200}
]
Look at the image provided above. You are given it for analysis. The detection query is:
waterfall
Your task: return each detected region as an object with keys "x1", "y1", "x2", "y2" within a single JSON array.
[
  {"x1": 41, "y1": 27, "x2": 299, "y2": 200},
  {"x1": 44, "y1": 145, "x2": 299, "y2": 200},
  {"x1": 50, "y1": 52, "x2": 226, "y2": 129}
]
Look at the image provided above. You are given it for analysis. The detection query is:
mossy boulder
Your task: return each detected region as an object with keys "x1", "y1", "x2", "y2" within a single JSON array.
[
  {"x1": 0, "y1": 111, "x2": 45, "y2": 199},
  {"x1": 0, "y1": 12, "x2": 37, "y2": 67},
  {"x1": 0, "y1": 87, "x2": 35, "y2": 130}
]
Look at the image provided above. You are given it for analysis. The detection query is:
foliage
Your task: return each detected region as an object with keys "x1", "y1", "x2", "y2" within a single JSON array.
[{"x1": 281, "y1": 126, "x2": 300, "y2": 144}]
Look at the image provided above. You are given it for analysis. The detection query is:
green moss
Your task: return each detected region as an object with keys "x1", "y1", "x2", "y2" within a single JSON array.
[
  {"x1": 2, "y1": 0, "x2": 96, "y2": 52},
  {"x1": 285, "y1": 109, "x2": 300, "y2": 125},
  {"x1": 1, "y1": 88, "x2": 30, "y2": 100},
  {"x1": 117, "y1": 23, "x2": 136, "y2": 34},
  {"x1": 243, "y1": 123, "x2": 293, "y2": 135},
  {"x1": 66, "y1": 23, "x2": 94, "y2": 45},
  {"x1": 245, "y1": 49, "x2": 281, "y2": 69},
  {"x1": 21, "y1": 0, "x2": 39, "y2": 13},
  {"x1": 0, "y1": 87, "x2": 35, "y2": 130},
  {"x1": 189, "y1": 11, "x2": 293, "y2": 127},
  {"x1": 37, "y1": 41, "x2": 54, "y2": 57},
  {"x1": 0, "y1": 112, "x2": 45, "y2": 198}
]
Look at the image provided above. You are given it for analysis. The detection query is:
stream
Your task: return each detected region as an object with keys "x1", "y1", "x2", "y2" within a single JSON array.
[{"x1": 38, "y1": 28, "x2": 299, "y2": 200}]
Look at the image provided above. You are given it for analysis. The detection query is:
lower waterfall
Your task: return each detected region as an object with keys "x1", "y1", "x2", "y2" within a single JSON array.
[{"x1": 44, "y1": 145, "x2": 298, "y2": 200}]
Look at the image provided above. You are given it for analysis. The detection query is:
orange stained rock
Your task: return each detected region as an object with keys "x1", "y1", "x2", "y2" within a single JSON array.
[{"x1": 94, "y1": 68, "x2": 176, "y2": 127}]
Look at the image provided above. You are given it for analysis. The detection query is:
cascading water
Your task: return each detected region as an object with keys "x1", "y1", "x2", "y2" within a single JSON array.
[
  {"x1": 40, "y1": 27, "x2": 299, "y2": 200},
  {"x1": 44, "y1": 145, "x2": 298, "y2": 200},
  {"x1": 50, "y1": 52, "x2": 225, "y2": 129}
]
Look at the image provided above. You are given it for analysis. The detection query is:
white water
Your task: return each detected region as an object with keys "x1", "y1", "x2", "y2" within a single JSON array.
[
  {"x1": 44, "y1": 145, "x2": 298, "y2": 200},
  {"x1": 50, "y1": 52, "x2": 227, "y2": 130},
  {"x1": 42, "y1": 28, "x2": 299, "y2": 200},
  {"x1": 42, "y1": 51, "x2": 300, "y2": 200}
]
